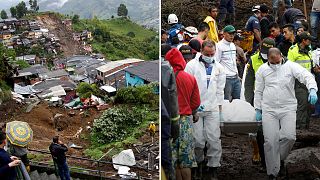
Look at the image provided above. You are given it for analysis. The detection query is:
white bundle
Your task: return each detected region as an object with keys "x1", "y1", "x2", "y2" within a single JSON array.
[{"x1": 222, "y1": 99, "x2": 255, "y2": 122}]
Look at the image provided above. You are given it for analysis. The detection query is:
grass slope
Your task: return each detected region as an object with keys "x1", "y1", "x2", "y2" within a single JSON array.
[{"x1": 73, "y1": 18, "x2": 159, "y2": 60}]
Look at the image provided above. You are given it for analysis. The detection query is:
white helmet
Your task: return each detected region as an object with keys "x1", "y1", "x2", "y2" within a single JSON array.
[
  {"x1": 184, "y1": 26, "x2": 198, "y2": 38},
  {"x1": 252, "y1": 5, "x2": 260, "y2": 12},
  {"x1": 168, "y1": 14, "x2": 178, "y2": 24}
]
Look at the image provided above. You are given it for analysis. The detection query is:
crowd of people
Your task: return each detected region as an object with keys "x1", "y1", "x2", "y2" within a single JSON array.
[{"x1": 161, "y1": 1, "x2": 320, "y2": 180}]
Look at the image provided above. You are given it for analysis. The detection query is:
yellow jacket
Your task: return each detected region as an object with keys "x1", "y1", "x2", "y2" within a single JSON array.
[
  {"x1": 204, "y1": 16, "x2": 219, "y2": 43},
  {"x1": 287, "y1": 44, "x2": 312, "y2": 72}
]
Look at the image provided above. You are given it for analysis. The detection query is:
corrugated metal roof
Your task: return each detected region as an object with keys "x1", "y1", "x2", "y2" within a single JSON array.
[{"x1": 125, "y1": 60, "x2": 159, "y2": 82}]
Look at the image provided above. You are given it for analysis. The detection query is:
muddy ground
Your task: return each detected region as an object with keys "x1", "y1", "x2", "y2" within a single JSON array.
[
  {"x1": 0, "y1": 100, "x2": 159, "y2": 179},
  {"x1": 215, "y1": 117, "x2": 320, "y2": 180}
]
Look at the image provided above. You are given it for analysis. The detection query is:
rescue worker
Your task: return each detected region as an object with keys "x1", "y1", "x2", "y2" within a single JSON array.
[
  {"x1": 185, "y1": 40, "x2": 226, "y2": 180},
  {"x1": 167, "y1": 14, "x2": 184, "y2": 46},
  {"x1": 216, "y1": 25, "x2": 240, "y2": 101},
  {"x1": 254, "y1": 48, "x2": 318, "y2": 179},
  {"x1": 287, "y1": 32, "x2": 316, "y2": 129},
  {"x1": 165, "y1": 48, "x2": 201, "y2": 180},
  {"x1": 245, "y1": 5, "x2": 263, "y2": 54},
  {"x1": 244, "y1": 38, "x2": 276, "y2": 171},
  {"x1": 204, "y1": 6, "x2": 219, "y2": 43}
]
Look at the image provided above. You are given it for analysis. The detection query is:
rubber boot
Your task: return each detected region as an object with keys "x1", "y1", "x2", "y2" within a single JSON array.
[
  {"x1": 209, "y1": 167, "x2": 218, "y2": 180},
  {"x1": 193, "y1": 161, "x2": 203, "y2": 180},
  {"x1": 279, "y1": 160, "x2": 286, "y2": 177}
]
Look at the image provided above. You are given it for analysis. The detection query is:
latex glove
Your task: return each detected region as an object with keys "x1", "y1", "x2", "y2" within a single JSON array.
[
  {"x1": 308, "y1": 88, "x2": 318, "y2": 105},
  {"x1": 171, "y1": 120, "x2": 179, "y2": 142},
  {"x1": 219, "y1": 111, "x2": 224, "y2": 122},
  {"x1": 255, "y1": 109, "x2": 262, "y2": 122},
  {"x1": 197, "y1": 105, "x2": 205, "y2": 112}
]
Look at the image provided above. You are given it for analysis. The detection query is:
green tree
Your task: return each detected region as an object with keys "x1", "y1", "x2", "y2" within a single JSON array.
[
  {"x1": 76, "y1": 82, "x2": 101, "y2": 98},
  {"x1": 72, "y1": 14, "x2": 80, "y2": 24},
  {"x1": 10, "y1": 7, "x2": 17, "y2": 18},
  {"x1": 1, "y1": 10, "x2": 8, "y2": 19},
  {"x1": 117, "y1": 4, "x2": 128, "y2": 17},
  {"x1": 16, "y1": 1, "x2": 28, "y2": 18}
]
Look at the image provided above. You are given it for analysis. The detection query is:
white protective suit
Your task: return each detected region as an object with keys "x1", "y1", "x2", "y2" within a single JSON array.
[
  {"x1": 254, "y1": 59, "x2": 318, "y2": 176},
  {"x1": 185, "y1": 56, "x2": 226, "y2": 167}
]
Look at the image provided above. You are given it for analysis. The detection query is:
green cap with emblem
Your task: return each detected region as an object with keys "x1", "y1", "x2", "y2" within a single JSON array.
[{"x1": 223, "y1": 25, "x2": 236, "y2": 33}]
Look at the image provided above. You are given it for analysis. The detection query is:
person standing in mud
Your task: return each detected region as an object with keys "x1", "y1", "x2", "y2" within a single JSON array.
[
  {"x1": 185, "y1": 40, "x2": 226, "y2": 180},
  {"x1": 254, "y1": 48, "x2": 317, "y2": 179},
  {"x1": 165, "y1": 48, "x2": 201, "y2": 180},
  {"x1": 49, "y1": 136, "x2": 70, "y2": 180}
]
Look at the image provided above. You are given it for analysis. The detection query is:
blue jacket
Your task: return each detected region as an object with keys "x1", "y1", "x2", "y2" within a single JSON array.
[{"x1": 0, "y1": 148, "x2": 16, "y2": 180}]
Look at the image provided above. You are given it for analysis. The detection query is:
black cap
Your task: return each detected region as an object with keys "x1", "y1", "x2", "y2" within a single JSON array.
[
  {"x1": 260, "y1": 38, "x2": 276, "y2": 54},
  {"x1": 179, "y1": 45, "x2": 193, "y2": 60},
  {"x1": 299, "y1": 32, "x2": 317, "y2": 41},
  {"x1": 161, "y1": 44, "x2": 172, "y2": 57},
  {"x1": 189, "y1": 39, "x2": 201, "y2": 52}
]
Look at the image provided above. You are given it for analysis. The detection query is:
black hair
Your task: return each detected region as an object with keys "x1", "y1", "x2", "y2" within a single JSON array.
[
  {"x1": 53, "y1": 136, "x2": 59, "y2": 143},
  {"x1": 198, "y1": 22, "x2": 210, "y2": 32},
  {"x1": 268, "y1": 22, "x2": 280, "y2": 30},
  {"x1": 282, "y1": 24, "x2": 294, "y2": 32},
  {"x1": 0, "y1": 132, "x2": 6, "y2": 143},
  {"x1": 208, "y1": 6, "x2": 218, "y2": 13},
  {"x1": 161, "y1": 44, "x2": 172, "y2": 57},
  {"x1": 189, "y1": 39, "x2": 201, "y2": 52}
]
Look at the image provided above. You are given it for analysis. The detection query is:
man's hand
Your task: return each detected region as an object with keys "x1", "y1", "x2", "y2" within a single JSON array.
[
  {"x1": 10, "y1": 156, "x2": 18, "y2": 161},
  {"x1": 313, "y1": 65, "x2": 320, "y2": 74},
  {"x1": 8, "y1": 160, "x2": 21, "y2": 167}
]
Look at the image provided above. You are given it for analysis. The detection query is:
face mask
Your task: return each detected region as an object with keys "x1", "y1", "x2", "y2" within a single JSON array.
[
  {"x1": 202, "y1": 55, "x2": 214, "y2": 64},
  {"x1": 270, "y1": 64, "x2": 281, "y2": 70},
  {"x1": 260, "y1": 53, "x2": 268, "y2": 60}
]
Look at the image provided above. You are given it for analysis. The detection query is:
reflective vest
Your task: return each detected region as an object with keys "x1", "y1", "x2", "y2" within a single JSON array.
[
  {"x1": 251, "y1": 52, "x2": 264, "y2": 74},
  {"x1": 287, "y1": 44, "x2": 312, "y2": 71}
]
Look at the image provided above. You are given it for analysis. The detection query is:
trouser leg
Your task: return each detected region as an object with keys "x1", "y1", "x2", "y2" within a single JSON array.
[
  {"x1": 231, "y1": 77, "x2": 241, "y2": 100},
  {"x1": 217, "y1": 0, "x2": 228, "y2": 27},
  {"x1": 295, "y1": 82, "x2": 310, "y2": 129},
  {"x1": 256, "y1": 126, "x2": 266, "y2": 167},
  {"x1": 193, "y1": 114, "x2": 206, "y2": 163},
  {"x1": 310, "y1": 12, "x2": 320, "y2": 39},
  {"x1": 262, "y1": 111, "x2": 280, "y2": 176},
  {"x1": 204, "y1": 112, "x2": 221, "y2": 167},
  {"x1": 279, "y1": 111, "x2": 296, "y2": 161}
]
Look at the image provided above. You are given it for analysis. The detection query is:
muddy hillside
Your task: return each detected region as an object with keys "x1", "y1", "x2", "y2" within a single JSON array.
[
  {"x1": 161, "y1": 0, "x2": 313, "y2": 30},
  {"x1": 36, "y1": 13, "x2": 83, "y2": 57}
]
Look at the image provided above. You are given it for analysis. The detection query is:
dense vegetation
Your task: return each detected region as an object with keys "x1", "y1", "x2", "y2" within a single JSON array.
[
  {"x1": 85, "y1": 84, "x2": 159, "y2": 159},
  {"x1": 72, "y1": 18, "x2": 159, "y2": 60}
]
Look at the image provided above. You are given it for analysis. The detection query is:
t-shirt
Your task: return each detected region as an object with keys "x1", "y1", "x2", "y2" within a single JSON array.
[{"x1": 245, "y1": 15, "x2": 260, "y2": 32}]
